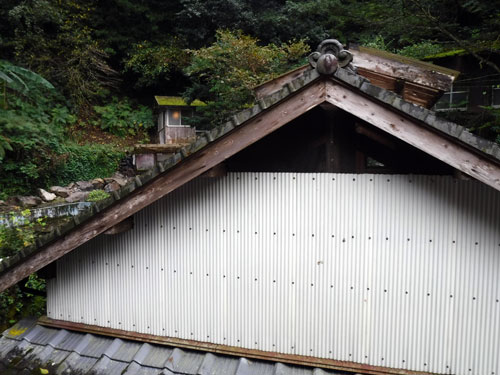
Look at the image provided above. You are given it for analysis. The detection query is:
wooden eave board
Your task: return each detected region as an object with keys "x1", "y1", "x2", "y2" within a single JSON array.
[
  {"x1": 350, "y1": 48, "x2": 459, "y2": 91},
  {"x1": 0, "y1": 68, "x2": 499, "y2": 293}
]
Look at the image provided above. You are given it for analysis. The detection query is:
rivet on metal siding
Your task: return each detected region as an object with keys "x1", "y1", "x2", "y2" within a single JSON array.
[
  {"x1": 352, "y1": 178, "x2": 355, "y2": 181},
  {"x1": 475, "y1": 242, "x2": 479, "y2": 245},
  {"x1": 224, "y1": 337, "x2": 226, "y2": 340},
  {"x1": 402, "y1": 360, "x2": 405, "y2": 363},
  {"x1": 161, "y1": 268, "x2": 164, "y2": 271},
  {"x1": 369, "y1": 178, "x2": 373, "y2": 181},
  {"x1": 293, "y1": 177, "x2": 296, "y2": 180},
  {"x1": 106, "y1": 262, "x2": 109, "y2": 266},
  {"x1": 310, "y1": 349, "x2": 313, "y2": 352},
  {"x1": 146, "y1": 266, "x2": 149, "y2": 269},
  {"x1": 190, "y1": 272, "x2": 193, "y2": 275},
  {"x1": 311, "y1": 283, "x2": 314, "y2": 287},
  {"x1": 409, "y1": 179, "x2": 412, "y2": 183},
  {"x1": 255, "y1": 278, "x2": 258, "y2": 281},
  {"x1": 189, "y1": 227, "x2": 192, "y2": 230},
  {"x1": 330, "y1": 285, "x2": 333, "y2": 288},
  {"x1": 368, "y1": 236, "x2": 371, "y2": 240},
  {"x1": 453, "y1": 240, "x2": 456, "y2": 243},
  {"x1": 331, "y1": 234, "x2": 334, "y2": 237},
  {"x1": 119, "y1": 322, "x2": 121, "y2": 325},
  {"x1": 387, "y1": 179, "x2": 391, "y2": 182},
  {"x1": 163, "y1": 328, "x2": 165, "y2": 331},
  {"x1": 473, "y1": 297, "x2": 476, "y2": 300},
  {"x1": 173, "y1": 226, "x2": 176, "y2": 230},
  {"x1": 223, "y1": 229, "x2": 226, "y2": 232},
  {"x1": 273, "y1": 232, "x2": 276, "y2": 235},
  {"x1": 292, "y1": 233, "x2": 295, "y2": 236},
  {"x1": 351, "y1": 235, "x2": 354, "y2": 239},
  {"x1": 350, "y1": 286, "x2": 353, "y2": 290},
  {"x1": 332, "y1": 178, "x2": 335, "y2": 181},
  {"x1": 174, "y1": 270, "x2": 177, "y2": 273},
  {"x1": 312, "y1": 234, "x2": 315, "y2": 237},
  {"x1": 427, "y1": 293, "x2": 430, "y2": 296},
  {"x1": 450, "y1": 295, "x2": 453, "y2": 298},
  {"x1": 117, "y1": 264, "x2": 120, "y2": 267},
  {"x1": 349, "y1": 354, "x2": 352, "y2": 357},
  {"x1": 405, "y1": 291, "x2": 408, "y2": 294},
  {"x1": 191, "y1": 333, "x2": 193, "y2": 335},
  {"x1": 206, "y1": 273, "x2": 209, "y2": 276},
  {"x1": 255, "y1": 176, "x2": 258, "y2": 180},
  {"x1": 255, "y1": 231, "x2": 258, "y2": 234},
  {"x1": 384, "y1": 289, "x2": 387, "y2": 293},
  {"x1": 237, "y1": 339, "x2": 240, "y2": 342},
  {"x1": 237, "y1": 276, "x2": 240, "y2": 279},
  {"x1": 342, "y1": 239, "x2": 346, "y2": 242},
  {"x1": 424, "y1": 363, "x2": 427, "y2": 366},
  {"x1": 223, "y1": 275, "x2": 226, "y2": 278},
  {"x1": 429, "y1": 239, "x2": 432, "y2": 242},
  {"x1": 160, "y1": 224, "x2": 163, "y2": 228},
  {"x1": 131, "y1": 265, "x2": 134, "y2": 268},
  {"x1": 206, "y1": 229, "x2": 208, "y2": 231},
  {"x1": 386, "y1": 237, "x2": 389, "y2": 240},
  {"x1": 273, "y1": 280, "x2": 276, "y2": 283},
  {"x1": 292, "y1": 281, "x2": 295, "y2": 285},
  {"x1": 367, "y1": 288, "x2": 370, "y2": 291}
]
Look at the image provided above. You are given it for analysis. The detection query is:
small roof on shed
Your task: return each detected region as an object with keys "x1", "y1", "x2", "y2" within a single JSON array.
[
  {"x1": 155, "y1": 96, "x2": 206, "y2": 107},
  {"x1": 0, "y1": 319, "x2": 343, "y2": 375}
]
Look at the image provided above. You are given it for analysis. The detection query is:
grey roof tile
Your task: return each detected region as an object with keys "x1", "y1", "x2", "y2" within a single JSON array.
[{"x1": 1, "y1": 320, "x2": 347, "y2": 375}]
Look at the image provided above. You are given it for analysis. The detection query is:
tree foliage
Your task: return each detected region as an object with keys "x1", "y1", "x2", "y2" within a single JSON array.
[{"x1": 184, "y1": 30, "x2": 310, "y2": 127}]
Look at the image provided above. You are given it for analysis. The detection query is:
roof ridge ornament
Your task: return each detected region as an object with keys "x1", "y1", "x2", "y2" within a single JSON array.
[{"x1": 308, "y1": 39, "x2": 354, "y2": 75}]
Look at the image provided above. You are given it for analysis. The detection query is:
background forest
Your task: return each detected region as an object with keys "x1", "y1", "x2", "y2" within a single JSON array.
[{"x1": 0, "y1": 0, "x2": 499, "y2": 327}]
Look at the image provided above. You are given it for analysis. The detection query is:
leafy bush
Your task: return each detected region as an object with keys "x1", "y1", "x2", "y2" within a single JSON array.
[
  {"x1": 86, "y1": 189, "x2": 110, "y2": 202},
  {"x1": 184, "y1": 30, "x2": 310, "y2": 128},
  {"x1": 92, "y1": 97, "x2": 154, "y2": 137},
  {"x1": 124, "y1": 39, "x2": 190, "y2": 88},
  {"x1": 0, "y1": 275, "x2": 46, "y2": 331}
]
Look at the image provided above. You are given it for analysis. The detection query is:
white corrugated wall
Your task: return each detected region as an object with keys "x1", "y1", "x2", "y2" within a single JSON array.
[{"x1": 47, "y1": 173, "x2": 500, "y2": 375}]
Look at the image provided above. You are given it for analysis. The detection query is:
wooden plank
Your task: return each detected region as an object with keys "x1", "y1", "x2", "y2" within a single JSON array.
[
  {"x1": 356, "y1": 67, "x2": 401, "y2": 92},
  {"x1": 325, "y1": 80, "x2": 500, "y2": 191},
  {"x1": 201, "y1": 163, "x2": 227, "y2": 178},
  {"x1": 0, "y1": 80, "x2": 326, "y2": 293},
  {"x1": 350, "y1": 48, "x2": 458, "y2": 91},
  {"x1": 402, "y1": 82, "x2": 441, "y2": 109},
  {"x1": 38, "y1": 316, "x2": 435, "y2": 375}
]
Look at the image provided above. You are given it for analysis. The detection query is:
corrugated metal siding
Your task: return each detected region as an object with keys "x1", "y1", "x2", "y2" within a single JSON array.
[{"x1": 47, "y1": 173, "x2": 500, "y2": 375}]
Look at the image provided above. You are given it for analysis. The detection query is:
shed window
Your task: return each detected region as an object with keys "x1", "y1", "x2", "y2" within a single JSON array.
[
  {"x1": 165, "y1": 108, "x2": 194, "y2": 127},
  {"x1": 435, "y1": 86, "x2": 468, "y2": 111}
]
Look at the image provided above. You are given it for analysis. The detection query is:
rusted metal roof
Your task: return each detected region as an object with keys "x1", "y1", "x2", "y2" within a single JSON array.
[{"x1": 0, "y1": 319, "x2": 345, "y2": 375}]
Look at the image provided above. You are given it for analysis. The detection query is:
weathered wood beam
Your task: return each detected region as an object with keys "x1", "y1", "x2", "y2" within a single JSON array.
[
  {"x1": 0, "y1": 80, "x2": 326, "y2": 292},
  {"x1": 325, "y1": 80, "x2": 500, "y2": 191},
  {"x1": 350, "y1": 47, "x2": 459, "y2": 92}
]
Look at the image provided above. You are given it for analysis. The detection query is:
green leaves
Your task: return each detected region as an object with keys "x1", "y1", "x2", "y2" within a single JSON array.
[
  {"x1": 92, "y1": 97, "x2": 154, "y2": 137},
  {"x1": 184, "y1": 30, "x2": 309, "y2": 128}
]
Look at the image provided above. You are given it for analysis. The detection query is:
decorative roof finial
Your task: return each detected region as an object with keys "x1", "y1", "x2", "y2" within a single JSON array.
[{"x1": 308, "y1": 39, "x2": 353, "y2": 75}]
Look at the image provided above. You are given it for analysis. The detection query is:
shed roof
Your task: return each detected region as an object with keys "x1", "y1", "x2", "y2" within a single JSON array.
[
  {"x1": 0, "y1": 319, "x2": 343, "y2": 375},
  {"x1": 1, "y1": 39, "x2": 499, "y2": 297},
  {"x1": 155, "y1": 96, "x2": 206, "y2": 107}
]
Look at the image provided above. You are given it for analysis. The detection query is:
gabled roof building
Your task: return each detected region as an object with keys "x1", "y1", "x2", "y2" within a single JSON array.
[{"x1": 1, "y1": 39, "x2": 500, "y2": 375}]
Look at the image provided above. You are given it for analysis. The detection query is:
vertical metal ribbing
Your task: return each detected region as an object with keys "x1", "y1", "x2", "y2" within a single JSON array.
[{"x1": 47, "y1": 173, "x2": 500, "y2": 375}]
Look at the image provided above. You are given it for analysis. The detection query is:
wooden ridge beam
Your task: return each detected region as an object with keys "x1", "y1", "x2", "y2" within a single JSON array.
[{"x1": 325, "y1": 79, "x2": 500, "y2": 191}]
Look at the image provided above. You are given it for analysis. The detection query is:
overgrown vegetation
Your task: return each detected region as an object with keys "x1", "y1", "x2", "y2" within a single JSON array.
[
  {"x1": 184, "y1": 30, "x2": 310, "y2": 127},
  {"x1": 86, "y1": 189, "x2": 110, "y2": 202}
]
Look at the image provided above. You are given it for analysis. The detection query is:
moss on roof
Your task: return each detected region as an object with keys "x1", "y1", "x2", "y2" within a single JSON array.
[{"x1": 155, "y1": 96, "x2": 206, "y2": 107}]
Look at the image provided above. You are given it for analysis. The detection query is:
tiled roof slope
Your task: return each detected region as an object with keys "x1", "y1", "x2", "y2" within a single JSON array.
[
  {"x1": 1, "y1": 66, "x2": 499, "y2": 281},
  {"x1": 0, "y1": 319, "x2": 345, "y2": 375}
]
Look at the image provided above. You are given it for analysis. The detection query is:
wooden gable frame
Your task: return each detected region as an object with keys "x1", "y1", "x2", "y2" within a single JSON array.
[{"x1": 1, "y1": 68, "x2": 499, "y2": 293}]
